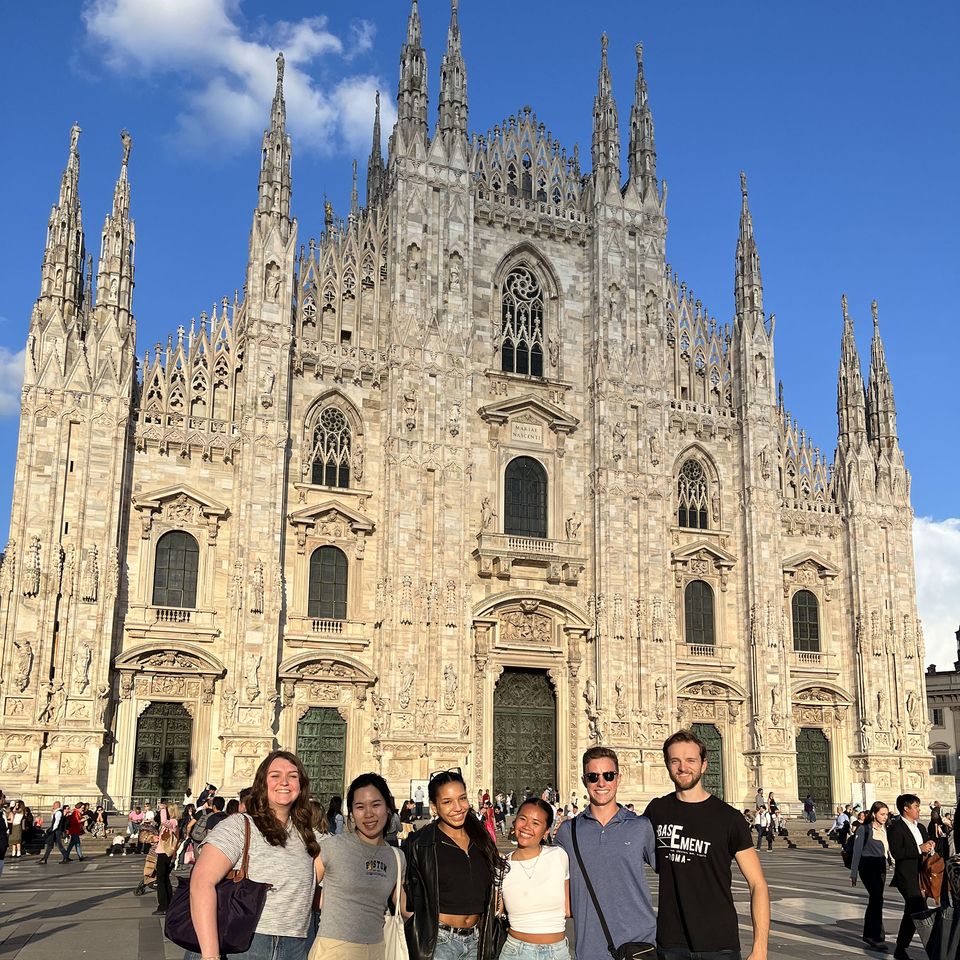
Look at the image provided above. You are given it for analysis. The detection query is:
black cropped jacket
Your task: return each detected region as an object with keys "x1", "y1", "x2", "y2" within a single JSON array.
[{"x1": 402, "y1": 822, "x2": 501, "y2": 960}]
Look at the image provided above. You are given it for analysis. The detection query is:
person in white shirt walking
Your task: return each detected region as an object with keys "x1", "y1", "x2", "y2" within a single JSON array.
[{"x1": 753, "y1": 806, "x2": 772, "y2": 851}]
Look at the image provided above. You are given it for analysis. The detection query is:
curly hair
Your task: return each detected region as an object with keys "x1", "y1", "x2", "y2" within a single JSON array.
[{"x1": 246, "y1": 750, "x2": 320, "y2": 858}]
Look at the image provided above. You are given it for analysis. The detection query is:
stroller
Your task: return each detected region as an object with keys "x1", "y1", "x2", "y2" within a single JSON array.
[{"x1": 133, "y1": 825, "x2": 159, "y2": 897}]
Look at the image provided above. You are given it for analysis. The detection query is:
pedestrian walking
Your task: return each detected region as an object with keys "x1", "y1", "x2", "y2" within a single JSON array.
[
  {"x1": 644, "y1": 729, "x2": 769, "y2": 960},
  {"x1": 888, "y1": 793, "x2": 935, "y2": 960},
  {"x1": 414, "y1": 784, "x2": 425, "y2": 820},
  {"x1": 185, "y1": 749, "x2": 321, "y2": 960},
  {"x1": 753, "y1": 806, "x2": 773, "y2": 851},
  {"x1": 327, "y1": 796, "x2": 345, "y2": 835},
  {"x1": 802, "y1": 795, "x2": 816, "y2": 824},
  {"x1": 754, "y1": 788, "x2": 764, "y2": 811},
  {"x1": 153, "y1": 802, "x2": 180, "y2": 916},
  {"x1": 482, "y1": 802, "x2": 497, "y2": 844},
  {"x1": 850, "y1": 800, "x2": 892, "y2": 950},
  {"x1": 403, "y1": 769, "x2": 503, "y2": 960},
  {"x1": 310, "y1": 772, "x2": 408, "y2": 960},
  {"x1": 7, "y1": 800, "x2": 26, "y2": 858},
  {"x1": 37, "y1": 801, "x2": 67, "y2": 864},
  {"x1": 62, "y1": 802, "x2": 87, "y2": 862},
  {"x1": 556, "y1": 746, "x2": 657, "y2": 960},
  {"x1": 499, "y1": 797, "x2": 571, "y2": 960}
]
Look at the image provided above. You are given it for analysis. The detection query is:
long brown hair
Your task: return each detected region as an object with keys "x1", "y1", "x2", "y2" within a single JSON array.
[{"x1": 246, "y1": 750, "x2": 320, "y2": 857}]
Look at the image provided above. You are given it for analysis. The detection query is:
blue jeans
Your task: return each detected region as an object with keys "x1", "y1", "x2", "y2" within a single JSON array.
[
  {"x1": 63, "y1": 835, "x2": 84, "y2": 860},
  {"x1": 434, "y1": 926, "x2": 478, "y2": 960},
  {"x1": 185, "y1": 933, "x2": 308, "y2": 960},
  {"x1": 657, "y1": 950, "x2": 741, "y2": 960},
  {"x1": 499, "y1": 935, "x2": 570, "y2": 960}
]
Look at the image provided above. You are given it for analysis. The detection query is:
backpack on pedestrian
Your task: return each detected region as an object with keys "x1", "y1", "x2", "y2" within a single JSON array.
[{"x1": 841, "y1": 830, "x2": 857, "y2": 869}]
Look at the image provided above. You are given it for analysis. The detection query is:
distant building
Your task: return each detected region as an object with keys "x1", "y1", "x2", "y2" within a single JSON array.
[
  {"x1": 926, "y1": 629, "x2": 960, "y2": 796},
  {"x1": 0, "y1": 2, "x2": 933, "y2": 810}
]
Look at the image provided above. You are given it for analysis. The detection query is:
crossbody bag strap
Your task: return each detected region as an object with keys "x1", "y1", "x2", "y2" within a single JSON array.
[
  {"x1": 392, "y1": 845, "x2": 402, "y2": 909},
  {"x1": 232, "y1": 814, "x2": 252, "y2": 883},
  {"x1": 571, "y1": 817, "x2": 617, "y2": 958}
]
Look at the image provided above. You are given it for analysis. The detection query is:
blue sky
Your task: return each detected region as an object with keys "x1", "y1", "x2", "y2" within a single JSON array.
[{"x1": 0, "y1": 1, "x2": 958, "y2": 661}]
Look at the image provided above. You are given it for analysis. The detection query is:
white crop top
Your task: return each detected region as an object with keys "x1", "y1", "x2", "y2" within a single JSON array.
[{"x1": 501, "y1": 846, "x2": 569, "y2": 934}]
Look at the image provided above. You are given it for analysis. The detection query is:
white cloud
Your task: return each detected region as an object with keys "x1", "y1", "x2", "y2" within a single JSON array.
[
  {"x1": 0, "y1": 347, "x2": 26, "y2": 416},
  {"x1": 82, "y1": 0, "x2": 396, "y2": 156},
  {"x1": 914, "y1": 517, "x2": 960, "y2": 669}
]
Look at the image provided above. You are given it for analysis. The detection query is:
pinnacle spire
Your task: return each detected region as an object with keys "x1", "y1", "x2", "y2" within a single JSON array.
[
  {"x1": 438, "y1": 0, "x2": 468, "y2": 141},
  {"x1": 591, "y1": 34, "x2": 621, "y2": 192},
  {"x1": 39, "y1": 122, "x2": 86, "y2": 316},
  {"x1": 735, "y1": 171, "x2": 763, "y2": 320},
  {"x1": 866, "y1": 298, "x2": 898, "y2": 450},
  {"x1": 366, "y1": 90, "x2": 385, "y2": 207},
  {"x1": 397, "y1": 0, "x2": 428, "y2": 146},
  {"x1": 95, "y1": 129, "x2": 136, "y2": 327},
  {"x1": 256, "y1": 52, "x2": 292, "y2": 221},
  {"x1": 627, "y1": 42, "x2": 657, "y2": 196},
  {"x1": 837, "y1": 293, "x2": 868, "y2": 447},
  {"x1": 350, "y1": 159, "x2": 359, "y2": 220}
]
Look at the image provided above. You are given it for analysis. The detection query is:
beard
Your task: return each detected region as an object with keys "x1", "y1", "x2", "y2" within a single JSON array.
[{"x1": 668, "y1": 767, "x2": 704, "y2": 791}]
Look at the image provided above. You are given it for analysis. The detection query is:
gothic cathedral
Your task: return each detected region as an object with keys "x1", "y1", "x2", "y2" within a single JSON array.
[{"x1": 0, "y1": 2, "x2": 935, "y2": 810}]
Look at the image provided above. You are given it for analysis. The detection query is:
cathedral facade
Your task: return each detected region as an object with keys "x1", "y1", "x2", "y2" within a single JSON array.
[{"x1": 0, "y1": 3, "x2": 937, "y2": 810}]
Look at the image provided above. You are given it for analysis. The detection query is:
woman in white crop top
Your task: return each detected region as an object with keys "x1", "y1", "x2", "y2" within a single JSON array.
[{"x1": 499, "y1": 799, "x2": 571, "y2": 960}]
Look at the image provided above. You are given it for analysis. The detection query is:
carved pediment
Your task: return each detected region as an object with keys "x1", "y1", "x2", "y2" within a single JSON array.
[
  {"x1": 278, "y1": 652, "x2": 376, "y2": 685},
  {"x1": 114, "y1": 642, "x2": 225, "y2": 677},
  {"x1": 478, "y1": 394, "x2": 580, "y2": 434},
  {"x1": 782, "y1": 551, "x2": 839, "y2": 597},
  {"x1": 288, "y1": 500, "x2": 374, "y2": 533},
  {"x1": 671, "y1": 540, "x2": 736, "y2": 590},
  {"x1": 133, "y1": 483, "x2": 229, "y2": 520}
]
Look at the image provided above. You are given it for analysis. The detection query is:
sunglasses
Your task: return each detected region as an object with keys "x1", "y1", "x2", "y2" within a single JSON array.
[
  {"x1": 584, "y1": 771, "x2": 617, "y2": 783},
  {"x1": 429, "y1": 767, "x2": 463, "y2": 781}
]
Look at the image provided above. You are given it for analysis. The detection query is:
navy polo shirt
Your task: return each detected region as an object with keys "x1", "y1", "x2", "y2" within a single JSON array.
[{"x1": 556, "y1": 805, "x2": 657, "y2": 959}]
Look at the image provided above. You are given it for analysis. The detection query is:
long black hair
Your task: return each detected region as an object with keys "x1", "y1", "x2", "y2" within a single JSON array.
[
  {"x1": 326, "y1": 795, "x2": 343, "y2": 824},
  {"x1": 428, "y1": 771, "x2": 504, "y2": 879},
  {"x1": 516, "y1": 797, "x2": 555, "y2": 832},
  {"x1": 346, "y1": 772, "x2": 397, "y2": 838}
]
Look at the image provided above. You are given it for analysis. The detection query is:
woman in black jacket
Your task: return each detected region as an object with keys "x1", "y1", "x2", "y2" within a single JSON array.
[{"x1": 403, "y1": 771, "x2": 504, "y2": 960}]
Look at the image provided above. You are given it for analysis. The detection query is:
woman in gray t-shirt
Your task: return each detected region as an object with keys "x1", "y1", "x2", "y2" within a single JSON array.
[
  {"x1": 310, "y1": 773, "x2": 408, "y2": 960},
  {"x1": 186, "y1": 750, "x2": 321, "y2": 960}
]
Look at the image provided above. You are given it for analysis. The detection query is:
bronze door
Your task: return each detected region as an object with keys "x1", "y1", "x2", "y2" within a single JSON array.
[
  {"x1": 691, "y1": 722, "x2": 724, "y2": 800},
  {"x1": 493, "y1": 669, "x2": 556, "y2": 801},
  {"x1": 297, "y1": 707, "x2": 347, "y2": 804},
  {"x1": 795, "y1": 726, "x2": 832, "y2": 812},
  {"x1": 132, "y1": 701, "x2": 193, "y2": 803}
]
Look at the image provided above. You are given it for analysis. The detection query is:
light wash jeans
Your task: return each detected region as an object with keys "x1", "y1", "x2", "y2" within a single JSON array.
[
  {"x1": 185, "y1": 932, "x2": 308, "y2": 960},
  {"x1": 434, "y1": 926, "x2": 479, "y2": 960},
  {"x1": 498, "y1": 935, "x2": 570, "y2": 960}
]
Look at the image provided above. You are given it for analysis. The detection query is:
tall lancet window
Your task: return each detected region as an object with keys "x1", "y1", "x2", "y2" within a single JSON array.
[
  {"x1": 311, "y1": 407, "x2": 352, "y2": 488},
  {"x1": 677, "y1": 458, "x2": 709, "y2": 529},
  {"x1": 500, "y1": 267, "x2": 545, "y2": 377}
]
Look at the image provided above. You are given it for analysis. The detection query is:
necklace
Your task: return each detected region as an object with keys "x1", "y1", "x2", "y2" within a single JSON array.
[{"x1": 514, "y1": 852, "x2": 540, "y2": 880}]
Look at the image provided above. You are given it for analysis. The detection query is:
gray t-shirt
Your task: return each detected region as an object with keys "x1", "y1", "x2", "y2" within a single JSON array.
[
  {"x1": 205, "y1": 814, "x2": 317, "y2": 938},
  {"x1": 318, "y1": 832, "x2": 404, "y2": 944}
]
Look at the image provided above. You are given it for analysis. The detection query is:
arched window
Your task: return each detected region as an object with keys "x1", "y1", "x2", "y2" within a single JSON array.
[
  {"x1": 308, "y1": 546, "x2": 348, "y2": 620},
  {"x1": 684, "y1": 580, "x2": 715, "y2": 648},
  {"x1": 792, "y1": 590, "x2": 820, "y2": 653},
  {"x1": 677, "y1": 458, "x2": 709, "y2": 529},
  {"x1": 311, "y1": 407, "x2": 351, "y2": 488},
  {"x1": 152, "y1": 531, "x2": 199, "y2": 609},
  {"x1": 500, "y1": 267, "x2": 545, "y2": 377},
  {"x1": 504, "y1": 457, "x2": 548, "y2": 539}
]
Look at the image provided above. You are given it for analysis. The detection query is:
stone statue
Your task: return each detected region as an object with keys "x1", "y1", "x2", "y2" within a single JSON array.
[
  {"x1": 244, "y1": 651, "x2": 262, "y2": 701},
  {"x1": 222, "y1": 686, "x2": 239, "y2": 730},
  {"x1": 95, "y1": 684, "x2": 111, "y2": 724},
  {"x1": 752, "y1": 714, "x2": 764, "y2": 750},
  {"x1": 461, "y1": 703, "x2": 472, "y2": 738},
  {"x1": 548, "y1": 338, "x2": 559, "y2": 368},
  {"x1": 565, "y1": 513, "x2": 582, "y2": 541},
  {"x1": 402, "y1": 391, "x2": 417, "y2": 430},
  {"x1": 250, "y1": 559, "x2": 265, "y2": 615},
  {"x1": 443, "y1": 664, "x2": 458, "y2": 711},
  {"x1": 770, "y1": 684, "x2": 782, "y2": 727},
  {"x1": 876, "y1": 689, "x2": 888, "y2": 730},
  {"x1": 906, "y1": 689, "x2": 920, "y2": 730},
  {"x1": 614, "y1": 675, "x2": 627, "y2": 720},
  {"x1": 81, "y1": 546, "x2": 98, "y2": 603},
  {"x1": 372, "y1": 693, "x2": 388, "y2": 738},
  {"x1": 648, "y1": 433, "x2": 661, "y2": 466},
  {"x1": 13, "y1": 637, "x2": 33, "y2": 692},
  {"x1": 121, "y1": 128, "x2": 132, "y2": 164},
  {"x1": 23, "y1": 535, "x2": 41, "y2": 597},
  {"x1": 655, "y1": 676, "x2": 667, "y2": 720},
  {"x1": 612, "y1": 421, "x2": 627, "y2": 461},
  {"x1": 480, "y1": 497, "x2": 496, "y2": 532},
  {"x1": 859, "y1": 718, "x2": 872, "y2": 751},
  {"x1": 583, "y1": 678, "x2": 597, "y2": 713},
  {"x1": 398, "y1": 664, "x2": 414, "y2": 710},
  {"x1": 73, "y1": 641, "x2": 93, "y2": 693}
]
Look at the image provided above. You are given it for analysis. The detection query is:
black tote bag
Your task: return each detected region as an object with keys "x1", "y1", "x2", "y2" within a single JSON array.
[{"x1": 164, "y1": 815, "x2": 272, "y2": 955}]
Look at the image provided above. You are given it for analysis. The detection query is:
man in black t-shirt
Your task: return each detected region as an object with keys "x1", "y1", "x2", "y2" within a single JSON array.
[{"x1": 644, "y1": 729, "x2": 770, "y2": 960}]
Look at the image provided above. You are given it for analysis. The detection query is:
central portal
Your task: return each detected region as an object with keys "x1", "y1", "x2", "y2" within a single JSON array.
[{"x1": 493, "y1": 668, "x2": 557, "y2": 800}]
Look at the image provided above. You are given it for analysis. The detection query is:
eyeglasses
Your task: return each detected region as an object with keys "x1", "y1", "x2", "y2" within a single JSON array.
[{"x1": 584, "y1": 771, "x2": 617, "y2": 783}]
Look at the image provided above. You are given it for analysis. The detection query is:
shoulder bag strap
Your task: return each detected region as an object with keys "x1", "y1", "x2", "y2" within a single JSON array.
[
  {"x1": 392, "y1": 845, "x2": 402, "y2": 907},
  {"x1": 571, "y1": 817, "x2": 617, "y2": 958},
  {"x1": 233, "y1": 814, "x2": 252, "y2": 882}
]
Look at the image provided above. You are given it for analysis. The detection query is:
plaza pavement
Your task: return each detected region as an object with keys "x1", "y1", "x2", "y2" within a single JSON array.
[{"x1": 0, "y1": 826, "x2": 935, "y2": 960}]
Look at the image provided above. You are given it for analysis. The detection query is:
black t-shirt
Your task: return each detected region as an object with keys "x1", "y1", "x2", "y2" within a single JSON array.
[{"x1": 643, "y1": 793, "x2": 753, "y2": 951}]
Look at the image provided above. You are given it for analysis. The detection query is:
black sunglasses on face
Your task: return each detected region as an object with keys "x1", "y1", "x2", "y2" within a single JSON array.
[{"x1": 584, "y1": 771, "x2": 617, "y2": 783}]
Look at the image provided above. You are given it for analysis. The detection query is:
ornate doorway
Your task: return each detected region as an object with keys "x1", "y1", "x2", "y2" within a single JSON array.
[
  {"x1": 796, "y1": 726, "x2": 831, "y2": 811},
  {"x1": 297, "y1": 707, "x2": 347, "y2": 804},
  {"x1": 493, "y1": 668, "x2": 556, "y2": 800},
  {"x1": 691, "y1": 723, "x2": 724, "y2": 800},
  {"x1": 132, "y1": 702, "x2": 193, "y2": 803}
]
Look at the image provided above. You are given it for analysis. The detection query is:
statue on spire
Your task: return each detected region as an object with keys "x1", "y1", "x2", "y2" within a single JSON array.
[
  {"x1": 121, "y1": 129, "x2": 132, "y2": 166},
  {"x1": 276, "y1": 51, "x2": 285, "y2": 85},
  {"x1": 70, "y1": 123, "x2": 81, "y2": 152}
]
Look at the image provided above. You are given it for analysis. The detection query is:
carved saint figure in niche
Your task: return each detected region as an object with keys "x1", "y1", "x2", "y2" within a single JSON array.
[
  {"x1": 402, "y1": 391, "x2": 417, "y2": 430},
  {"x1": 13, "y1": 637, "x2": 33, "y2": 692},
  {"x1": 73, "y1": 641, "x2": 93, "y2": 693},
  {"x1": 612, "y1": 421, "x2": 628, "y2": 462},
  {"x1": 859, "y1": 718, "x2": 872, "y2": 751},
  {"x1": 244, "y1": 651, "x2": 262, "y2": 701},
  {"x1": 448, "y1": 401, "x2": 461, "y2": 438},
  {"x1": 447, "y1": 253, "x2": 462, "y2": 292},
  {"x1": 443, "y1": 664, "x2": 458, "y2": 711},
  {"x1": 770, "y1": 684, "x2": 782, "y2": 727},
  {"x1": 906, "y1": 689, "x2": 920, "y2": 730},
  {"x1": 265, "y1": 262, "x2": 281, "y2": 301},
  {"x1": 583, "y1": 678, "x2": 597, "y2": 714},
  {"x1": 81, "y1": 546, "x2": 98, "y2": 602},
  {"x1": 565, "y1": 513, "x2": 582, "y2": 541},
  {"x1": 406, "y1": 244, "x2": 420, "y2": 282},
  {"x1": 221, "y1": 686, "x2": 239, "y2": 730},
  {"x1": 712, "y1": 489, "x2": 721, "y2": 523},
  {"x1": 23, "y1": 536, "x2": 41, "y2": 597},
  {"x1": 397, "y1": 663, "x2": 414, "y2": 710},
  {"x1": 876, "y1": 689, "x2": 888, "y2": 730},
  {"x1": 460, "y1": 703, "x2": 472, "y2": 739},
  {"x1": 648, "y1": 433, "x2": 662, "y2": 466},
  {"x1": 480, "y1": 497, "x2": 496, "y2": 532},
  {"x1": 752, "y1": 714, "x2": 764, "y2": 749},
  {"x1": 614, "y1": 676, "x2": 627, "y2": 720},
  {"x1": 655, "y1": 676, "x2": 667, "y2": 720},
  {"x1": 548, "y1": 338, "x2": 559, "y2": 368}
]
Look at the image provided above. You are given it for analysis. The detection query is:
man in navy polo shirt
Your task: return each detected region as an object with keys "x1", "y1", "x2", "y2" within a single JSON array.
[{"x1": 556, "y1": 746, "x2": 657, "y2": 959}]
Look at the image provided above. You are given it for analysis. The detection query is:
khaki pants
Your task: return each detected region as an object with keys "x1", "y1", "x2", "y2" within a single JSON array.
[{"x1": 309, "y1": 938, "x2": 386, "y2": 960}]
